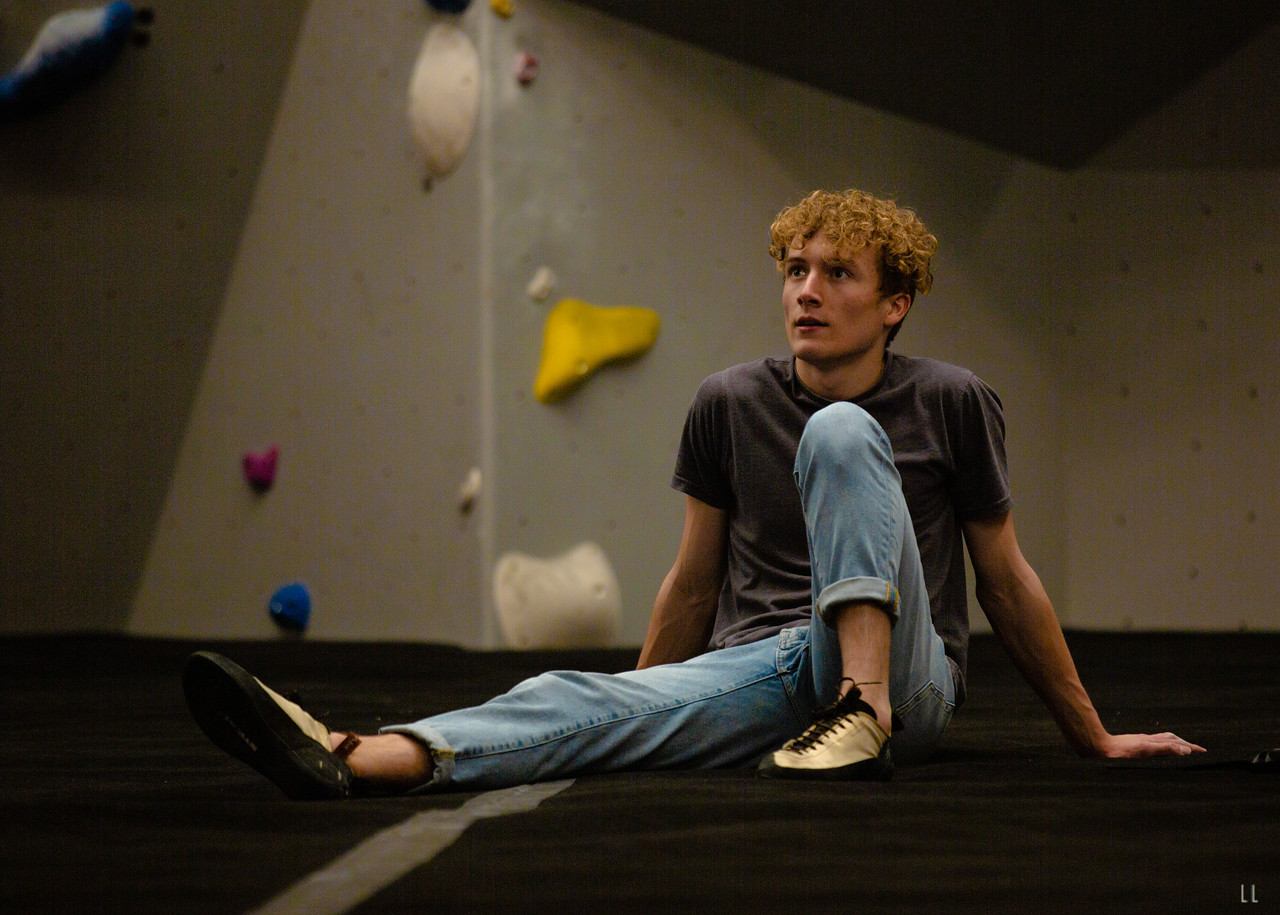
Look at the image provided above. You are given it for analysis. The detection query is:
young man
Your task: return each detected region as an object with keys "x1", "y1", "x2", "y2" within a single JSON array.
[{"x1": 185, "y1": 189, "x2": 1204, "y2": 798}]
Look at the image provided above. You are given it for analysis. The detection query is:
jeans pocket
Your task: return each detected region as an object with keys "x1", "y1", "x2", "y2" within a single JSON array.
[
  {"x1": 893, "y1": 680, "x2": 954, "y2": 763},
  {"x1": 774, "y1": 627, "x2": 814, "y2": 729}
]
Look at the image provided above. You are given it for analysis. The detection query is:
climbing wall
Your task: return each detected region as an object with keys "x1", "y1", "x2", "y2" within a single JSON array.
[
  {"x1": 22, "y1": 0, "x2": 1266, "y2": 642},
  {"x1": 969, "y1": 15, "x2": 1280, "y2": 632},
  {"x1": 0, "y1": 0, "x2": 312, "y2": 632},
  {"x1": 124, "y1": 0, "x2": 1060, "y2": 644},
  {"x1": 127, "y1": 2, "x2": 486, "y2": 641},
  {"x1": 1054, "y1": 173, "x2": 1277, "y2": 630}
]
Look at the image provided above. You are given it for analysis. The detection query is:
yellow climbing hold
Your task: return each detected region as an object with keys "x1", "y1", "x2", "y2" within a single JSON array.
[
  {"x1": 490, "y1": 0, "x2": 514, "y2": 18},
  {"x1": 533, "y1": 298, "x2": 661, "y2": 404}
]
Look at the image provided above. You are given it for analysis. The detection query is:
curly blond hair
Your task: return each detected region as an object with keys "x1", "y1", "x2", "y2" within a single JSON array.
[{"x1": 769, "y1": 188, "x2": 938, "y2": 307}]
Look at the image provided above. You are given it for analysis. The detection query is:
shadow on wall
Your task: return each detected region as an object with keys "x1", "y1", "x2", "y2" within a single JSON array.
[
  {"x1": 1089, "y1": 20, "x2": 1280, "y2": 171},
  {"x1": 0, "y1": 0, "x2": 311, "y2": 633}
]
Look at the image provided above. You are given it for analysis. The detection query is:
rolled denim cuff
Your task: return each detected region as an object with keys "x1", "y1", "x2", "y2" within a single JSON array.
[
  {"x1": 379, "y1": 722, "x2": 455, "y2": 790},
  {"x1": 815, "y1": 576, "x2": 901, "y2": 627}
]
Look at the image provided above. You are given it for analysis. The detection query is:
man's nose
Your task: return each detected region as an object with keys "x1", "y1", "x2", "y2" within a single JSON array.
[{"x1": 797, "y1": 273, "x2": 822, "y2": 303}]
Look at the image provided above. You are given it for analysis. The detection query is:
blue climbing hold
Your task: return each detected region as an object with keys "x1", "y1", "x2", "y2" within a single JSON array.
[
  {"x1": 0, "y1": 2, "x2": 150, "y2": 121},
  {"x1": 268, "y1": 582, "x2": 311, "y2": 632},
  {"x1": 424, "y1": 0, "x2": 474, "y2": 13}
]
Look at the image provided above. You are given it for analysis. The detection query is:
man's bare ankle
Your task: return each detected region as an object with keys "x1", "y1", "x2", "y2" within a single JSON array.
[{"x1": 330, "y1": 732, "x2": 434, "y2": 789}]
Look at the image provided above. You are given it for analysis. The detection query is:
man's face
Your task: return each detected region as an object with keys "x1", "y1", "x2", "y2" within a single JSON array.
[{"x1": 781, "y1": 231, "x2": 910, "y2": 376}]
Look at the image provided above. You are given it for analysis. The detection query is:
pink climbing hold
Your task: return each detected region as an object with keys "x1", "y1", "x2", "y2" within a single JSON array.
[
  {"x1": 242, "y1": 445, "x2": 279, "y2": 493},
  {"x1": 514, "y1": 50, "x2": 538, "y2": 86}
]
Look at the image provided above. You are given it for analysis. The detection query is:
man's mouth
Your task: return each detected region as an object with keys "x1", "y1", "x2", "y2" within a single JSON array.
[{"x1": 795, "y1": 316, "x2": 826, "y2": 328}]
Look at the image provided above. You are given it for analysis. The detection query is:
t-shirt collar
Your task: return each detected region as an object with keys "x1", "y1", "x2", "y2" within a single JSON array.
[{"x1": 788, "y1": 351, "x2": 895, "y2": 406}]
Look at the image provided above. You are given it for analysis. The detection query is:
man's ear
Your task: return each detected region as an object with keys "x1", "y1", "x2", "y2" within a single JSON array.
[{"x1": 884, "y1": 292, "x2": 913, "y2": 329}]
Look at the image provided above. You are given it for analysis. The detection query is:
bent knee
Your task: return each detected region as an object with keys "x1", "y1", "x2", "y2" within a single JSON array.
[{"x1": 800, "y1": 402, "x2": 890, "y2": 457}]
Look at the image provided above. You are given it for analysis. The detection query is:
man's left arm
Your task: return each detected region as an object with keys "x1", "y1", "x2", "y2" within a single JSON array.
[{"x1": 962, "y1": 511, "x2": 1206, "y2": 759}]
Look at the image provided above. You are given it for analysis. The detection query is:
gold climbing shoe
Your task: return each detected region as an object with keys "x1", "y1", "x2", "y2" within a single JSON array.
[{"x1": 758, "y1": 686, "x2": 894, "y2": 781}]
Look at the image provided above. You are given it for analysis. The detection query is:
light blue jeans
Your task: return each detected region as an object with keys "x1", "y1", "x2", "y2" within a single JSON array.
[{"x1": 387, "y1": 403, "x2": 956, "y2": 789}]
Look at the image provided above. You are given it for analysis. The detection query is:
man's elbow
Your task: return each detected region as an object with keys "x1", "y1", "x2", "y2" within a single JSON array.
[{"x1": 974, "y1": 575, "x2": 1023, "y2": 627}]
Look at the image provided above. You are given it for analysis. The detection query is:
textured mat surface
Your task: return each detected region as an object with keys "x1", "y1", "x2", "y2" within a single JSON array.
[{"x1": 2, "y1": 632, "x2": 1277, "y2": 913}]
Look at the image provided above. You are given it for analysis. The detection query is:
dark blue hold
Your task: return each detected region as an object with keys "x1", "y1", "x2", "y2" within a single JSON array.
[
  {"x1": 0, "y1": 1, "x2": 143, "y2": 121},
  {"x1": 269, "y1": 582, "x2": 311, "y2": 632},
  {"x1": 425, "y1": 0, "x2": 474, "y2": 13}
]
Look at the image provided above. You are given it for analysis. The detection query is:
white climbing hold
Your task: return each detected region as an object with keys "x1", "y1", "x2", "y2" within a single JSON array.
[
  {"x1": 407, "y1": 23, "x2": 480, "y2": 183},
  {"x1": 525, "y1": 266, "x2": 556, "y2": 301},
  {"x1": 457, "y1": 467, "x2": 482, "y2": 513},
  {"x1": 493, "y1": 542, "x2": 622, "y2": 648}
]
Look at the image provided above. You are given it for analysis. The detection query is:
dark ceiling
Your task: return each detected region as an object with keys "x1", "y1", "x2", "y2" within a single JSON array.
[{"x1": 563, "y1": 0, "x2": 1280, "y2": 169}]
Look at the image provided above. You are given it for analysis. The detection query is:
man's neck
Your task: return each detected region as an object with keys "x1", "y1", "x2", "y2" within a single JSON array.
[{"x1": 795, "y1": 350, "x2": 888, "y2": 402}]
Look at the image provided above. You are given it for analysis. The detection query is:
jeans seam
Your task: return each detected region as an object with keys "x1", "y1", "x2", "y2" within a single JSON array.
[
  {"x1": 895, "y1": 678, "x2": 954, "y2": 720},
  {"x1": 776, "y1": 637, "x2": 809, "y2": 729},
  {"x1": 458, "y1": 667, "x2": 794, "y2": 760}
]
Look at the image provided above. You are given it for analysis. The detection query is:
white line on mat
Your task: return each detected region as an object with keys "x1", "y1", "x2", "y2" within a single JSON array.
[{"x1": 246, "y1": 780, "x2": 575, "y2": 915}]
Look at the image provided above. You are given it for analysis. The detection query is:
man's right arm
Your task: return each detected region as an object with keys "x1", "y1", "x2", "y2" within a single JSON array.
[{"x1": 636, "y1": 495, "x2": 729, "y2": 669}]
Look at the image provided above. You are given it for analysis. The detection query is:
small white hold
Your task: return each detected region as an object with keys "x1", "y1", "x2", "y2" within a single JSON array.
[
  {"x1": 457, "y1": 467, "x2": 482, "y2": 513},
  {"x1": 525, "y1": 266, "x2": 556, "y2": 301},
  {"x1": 408, "y1": 23, "x2": 481, "y2": 184},
  {"x1": 493, "y1": 542, "x2": 622, "y2": 648}
]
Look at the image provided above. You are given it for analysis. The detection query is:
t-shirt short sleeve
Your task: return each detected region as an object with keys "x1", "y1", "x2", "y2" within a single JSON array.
[
  {"x1": 950, "y1": 373, "x2": 1013, "y2": 521},
  {"x1": 671, "y1": 373, "x2": 733, "y2": 511}
]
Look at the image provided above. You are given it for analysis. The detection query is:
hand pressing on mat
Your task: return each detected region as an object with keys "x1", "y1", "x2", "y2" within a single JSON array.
[{"x1": 1091, "y1": 731, "x2": 1206, "y2": 759}]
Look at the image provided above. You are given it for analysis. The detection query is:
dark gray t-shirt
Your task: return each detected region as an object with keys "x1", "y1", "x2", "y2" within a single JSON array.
[{"x1": 671, "y1": 353, "x2": 1012, "y2": 693}]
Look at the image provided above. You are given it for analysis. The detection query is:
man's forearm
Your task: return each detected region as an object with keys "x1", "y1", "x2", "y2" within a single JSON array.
[
  {"x1": 979, "y1": 568, "x2": 1109, "y2": 756},
  {"x1": 637, "y1": 570, "x2": 719, "y2": 669}
]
